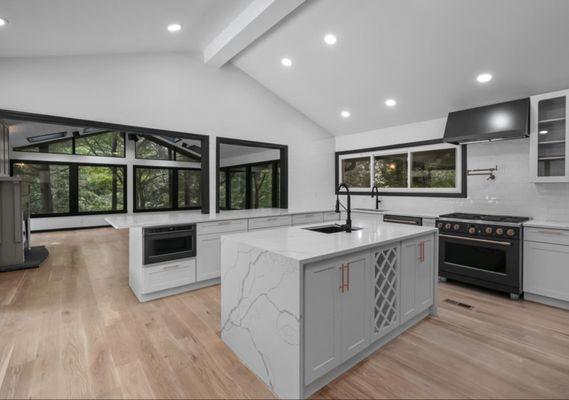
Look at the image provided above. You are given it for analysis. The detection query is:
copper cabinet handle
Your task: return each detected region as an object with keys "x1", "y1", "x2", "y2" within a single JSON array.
[
  {"x1": 421, "y1": 241, "x2": 424, "y2": 262},
  {"x1": 346, "y1": 263, "x2": 350, "y2": 291},
  {"x1": 339, "y1": 264, "x2": 345, "y2": 293}
]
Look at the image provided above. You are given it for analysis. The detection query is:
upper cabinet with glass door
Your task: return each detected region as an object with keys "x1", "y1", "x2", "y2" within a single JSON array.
[{"x1": 530, "y1": 89, "x2": 569, "y2": 182}]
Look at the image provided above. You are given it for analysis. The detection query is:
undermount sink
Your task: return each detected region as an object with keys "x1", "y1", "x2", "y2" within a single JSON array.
[{"x1": 303, "y1": 224, "x2": 363, "y2": 234}]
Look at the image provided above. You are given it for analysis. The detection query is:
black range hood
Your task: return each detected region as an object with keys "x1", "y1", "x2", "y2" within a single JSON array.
[{"x1": 443, "y1": 98, "x2": 530, "y2": 144}]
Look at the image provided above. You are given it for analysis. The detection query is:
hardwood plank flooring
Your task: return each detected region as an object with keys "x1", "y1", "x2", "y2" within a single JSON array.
[{"x1": 1, "y1": 227, "x2": 569, "y2": 399}]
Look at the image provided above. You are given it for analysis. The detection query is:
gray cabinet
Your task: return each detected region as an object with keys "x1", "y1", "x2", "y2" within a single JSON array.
[
  {"x1": 524, "y1": 227, "x2": 569, "y2": 307},
  {"x1": 304, "y1": 261, "x2": 341, "y2": 384},
  {"x1": 304, "y1": 251, "x2": 370, "y2": 384},
  {"x1": 400, "y1": 237, "x2": 434, "y2": 324},
  {"x1": 196, "y1": 234, "x2": 221, "y2": 281}
]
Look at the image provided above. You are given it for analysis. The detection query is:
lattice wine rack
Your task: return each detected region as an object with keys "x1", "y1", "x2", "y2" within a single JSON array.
[{"x1": 373, "y1": 247, "x2": 399, "y2": 335}]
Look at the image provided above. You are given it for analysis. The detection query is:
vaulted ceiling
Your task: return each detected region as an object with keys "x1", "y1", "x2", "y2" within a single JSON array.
[
  {"x1": 233, "y1": 0, "x2": 569, "y2": 135},
  {"x1": 0, "y1": 0, "x2": 252, "y2": 56},
  {"x1": 2, "y1": 0, "x2": 569, "y2": 137}
]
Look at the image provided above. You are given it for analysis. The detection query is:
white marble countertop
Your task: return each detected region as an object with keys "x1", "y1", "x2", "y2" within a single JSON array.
[
  {"x1": 351, "y1": 208, "x2": 443, "y2": 219},
  {"x1": 105, "y1": 208, "x2": 334, "y2": 229},
  {"x1": 524, "y1": 220, "x2": 569, "y2": 230},
  {"x1": 222, "y1": 217, "x2": 438, "y2": 263}
]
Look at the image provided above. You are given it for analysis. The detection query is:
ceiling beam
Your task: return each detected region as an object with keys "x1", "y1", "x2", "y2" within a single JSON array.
[{"x1": 204, "y1": 0, "x2": 305, "y2": 68}]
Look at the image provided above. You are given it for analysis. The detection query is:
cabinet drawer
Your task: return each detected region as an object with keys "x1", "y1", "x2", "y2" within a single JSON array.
[
  {"x1": 323, "y1": 211, "x2": 340, "y2": 222},
  {"x1": 142, "y1": 258, "x2": 196, "y2": 294},
  {"x1": 525, "y1": 227, "x2": 569, "y2": 246},
  {"x1": 198, "y1": 219, "x2": 248, "y2": 235},
  {"x1": 524, "y1": 241, "x2": 569, "y2": 301},
  {"x1": 248, "y1": 215, "x2": 292, "y2": 230},
  {"x1": 292, "y1": 213, "x2": 323, "y2": 226}
]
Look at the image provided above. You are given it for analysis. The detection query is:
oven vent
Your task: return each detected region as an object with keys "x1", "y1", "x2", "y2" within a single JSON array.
[{"x1": 444, "y1": 298, "x2": 473, "y2": 309}]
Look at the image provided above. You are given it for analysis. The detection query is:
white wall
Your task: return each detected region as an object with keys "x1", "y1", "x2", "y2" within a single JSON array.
[
  {"x1": 220, "y1": 148, "x2": 280, "y2": 167},
  {"x1": 0, "y1": 52, "x2": 335, "y2": 229},
  {"x1": 336, "y1": 117, "x2": 569, "y2": 221}
]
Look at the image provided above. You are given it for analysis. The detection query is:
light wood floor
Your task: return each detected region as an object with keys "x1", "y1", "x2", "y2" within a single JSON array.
[{"x1": 1, "y1": 228, "x2": 569, "y2": 399}]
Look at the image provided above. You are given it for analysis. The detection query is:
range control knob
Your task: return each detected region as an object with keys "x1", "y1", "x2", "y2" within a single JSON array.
[
  {"x1": 506, "y1": 229, "x2": 515, "y2": 237},
  {"x1": 437, "y1": 222, "x2": 443, "y2": 228},
  {"x1": 453, "y1": 224, "x2": 460, "y2": 231},
  {"x1": 495, "y1": 228, "x2": 504, "y2": 235},
  {"x1": 485, "y1": 227, "x2": 493, "y2": 234},
  {"x1": 445, "y1": 223, "x2": 451, "y2": 230},
  {"x1": 468, "y1": 227, "x2": 476, "y2": 234}
]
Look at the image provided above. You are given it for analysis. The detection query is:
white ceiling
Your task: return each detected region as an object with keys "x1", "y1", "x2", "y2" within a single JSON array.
[
  {"x1": 233, "y1": 0, "x2": 569, "y2": 135},
  {"x1": 0, "y1": 0, "x2": 252, "y2": 57}
]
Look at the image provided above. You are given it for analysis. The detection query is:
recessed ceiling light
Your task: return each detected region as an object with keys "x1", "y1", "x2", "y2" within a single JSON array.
[
  {"x1": 0, "y1": 17, "x2": 8, "y2": 27},
  {"x1": 340, "y1": 110, "x2": 351, "y2": 118},
  {"x1": 476, "y1": 73, "x2": 492, "y2": 83},
  {"x1": 385, "y1": 99, "x2": 397, "y2": 107},
  {"x1": 324, "y1": 34, "x2": 337, "y2": 45},
  {"x1": 167, "y1": 23, "x2": 182, "y2": 32},
  {"x1": 539, "y1": 130, "x2": 548, "y2": 135},
  {"x1": 281, "y1": 57, "x2": 292, "y2": 67}
]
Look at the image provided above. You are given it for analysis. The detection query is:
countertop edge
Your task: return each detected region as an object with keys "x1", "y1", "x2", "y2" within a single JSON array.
[
  {"x1": 523, "y1": 220, "x2": 569, "y2": 230},
  {"x1": 105, "y1": 209, "x2": 336, "y2": 229}
]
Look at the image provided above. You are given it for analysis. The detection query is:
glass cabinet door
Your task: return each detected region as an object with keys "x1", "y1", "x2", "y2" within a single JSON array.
[{"x1": 537, "y1": 96, "x2": 566, "y2": 177}]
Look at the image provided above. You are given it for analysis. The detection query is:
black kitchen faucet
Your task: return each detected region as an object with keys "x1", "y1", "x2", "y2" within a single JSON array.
[{"x1": 335, "y1": 183, "x2": 352, "y2": 232}]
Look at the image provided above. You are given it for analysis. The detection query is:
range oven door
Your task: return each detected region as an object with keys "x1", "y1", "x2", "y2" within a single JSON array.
[
  {"x1": 439, "y1": 233, "x2": 521, "y2": 288},
  {"x1": 144, "y1": 225, "x2": 197, "y2": 265}
]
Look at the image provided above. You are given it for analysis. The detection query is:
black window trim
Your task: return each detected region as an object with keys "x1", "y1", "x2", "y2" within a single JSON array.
[
  {"x1": 220, "y1": 159, "x2": 280, "y2": 210},
  {"x1": 216, "y1": 137, "x2": 288, "y2": 213},
  {"x1": 10, "y1": 159, "x2": 128, "y2": 218},
  {"x1": 1, "y1": 108, "x2": 210, "y2": 214},
  {"x1": 133, "y1": 164, "x2": 202, "y2": 213},
  {"x1": 335, "y1": 139, "x2": 468, "y2": 198}
]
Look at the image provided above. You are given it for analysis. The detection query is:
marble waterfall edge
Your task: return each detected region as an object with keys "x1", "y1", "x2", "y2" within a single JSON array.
[{"x1": 221, "y1": 236, "x2": 301, "y2": 399}]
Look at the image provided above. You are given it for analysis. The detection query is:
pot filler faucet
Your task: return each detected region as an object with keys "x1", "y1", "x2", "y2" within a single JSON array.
[
  {"x1": 371, "y1": 185, "x2": 382, "y2": 210},
  {"x1": 335, "y1": 183, "x2": 352, "y2": 232}
]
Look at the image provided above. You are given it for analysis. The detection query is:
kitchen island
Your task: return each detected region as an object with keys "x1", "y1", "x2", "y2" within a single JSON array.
[{"x1": 221, "y1": 218, "x2": 438, "y2": 399}]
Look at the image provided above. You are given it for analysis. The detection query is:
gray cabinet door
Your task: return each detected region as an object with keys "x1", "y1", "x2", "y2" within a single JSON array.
[
  {"x1": 370, "y1": 245, "x2": 400, "y2": 342},
  {"x1": 415, "y1": 236, "x2": 434, "y2": 312},
  {"x1": 400, "y1": 236, "x2": 434, "y2": 324},
  {"x1": 400, "y1": 239, "x2": 419, "y2": 324},
  {"x1": 304, "y1": 261, "x2": 341, "y2": 384},
  {"x1": 338, "y1": 254, "x2": 369, "y2": 362},
  {"x1": 196, "y1": 234, "x2": 221, "y2": 281}
]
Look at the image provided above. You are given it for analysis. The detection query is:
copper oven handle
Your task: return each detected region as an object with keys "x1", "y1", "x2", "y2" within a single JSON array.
[{"x1": 439, "y1": 234, "x2": 512, "y2": 246}]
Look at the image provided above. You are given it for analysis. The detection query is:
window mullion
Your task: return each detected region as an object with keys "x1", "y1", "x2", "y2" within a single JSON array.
[
  {"x1": 407, "y1": 151, "x2": 412, "y2": 189},
  {"x1": 70, "y1": 163, "x2": 79, "y2": 214},
  {"x1": 171, "y1": 168, "x2": 178, "y2": 210}
]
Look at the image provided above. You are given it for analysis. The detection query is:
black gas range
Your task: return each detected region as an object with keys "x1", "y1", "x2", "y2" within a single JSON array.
[{"x1": 436, "y1": 212, "x2": 530, "y2": 299}]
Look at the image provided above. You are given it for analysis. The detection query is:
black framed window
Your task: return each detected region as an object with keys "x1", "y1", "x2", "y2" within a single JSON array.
[
  {"x1": 135, "y1": 135, "x2": 201, "y2": 162},
  {"x1": 12, "y1": 162, "x2": 70, "y2": 215},
  {"x1": 13, "y1": 130, "x2": 125, "y2": 158},
  {"x1": 14, "y1": 139, "x2": 73, "y2": 155},
  {"x1": 11, "y1": 160, "x2": 127, "y2": 217},
  {"x1": 74, "y1": 131, "x2": 125, "y2": 157},
  {"x1": 178, "y1": 169, "x2": 201, "y2": 208},
  {"x1": 78, "y1": 165, "x2": 125, "y2": 212},
  {"x1": 134, "y1": 166, "x2": 201, "y2": 212},
  {"x1": 220, "y1": 160, "x2": 279, "y2": 210},
  {"x1": 335, "y1": 139, "x2": 467, "y2": 198}
]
